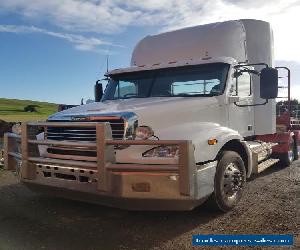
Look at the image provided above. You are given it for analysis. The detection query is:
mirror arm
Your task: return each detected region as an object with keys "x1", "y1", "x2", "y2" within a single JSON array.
[
  {"x1": 234, "y1": 63, "x2": 269, "y2": 69},
  {"x1": 234, "y1": 99, "x2": 268, "y2": 107}
]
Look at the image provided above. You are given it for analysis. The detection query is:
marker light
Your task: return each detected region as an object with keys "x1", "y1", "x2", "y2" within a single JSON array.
[{"x1": 208, "y1": 138, "x2": 218, "y2": 145}]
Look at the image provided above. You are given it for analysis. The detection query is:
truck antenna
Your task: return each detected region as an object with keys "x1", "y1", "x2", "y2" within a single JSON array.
[{"x1": 106, "y1": 54, "x2": 109, "y2": 73}]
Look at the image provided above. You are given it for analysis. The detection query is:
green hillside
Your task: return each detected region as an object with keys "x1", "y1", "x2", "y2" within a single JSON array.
[{"x1": 0, "y1": 98, "x2": 58, "y2": 122}]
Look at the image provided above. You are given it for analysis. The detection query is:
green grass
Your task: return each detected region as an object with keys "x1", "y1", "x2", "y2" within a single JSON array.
[{"x1": 0, "y1": 98, "x2": 58, "y2": 122}]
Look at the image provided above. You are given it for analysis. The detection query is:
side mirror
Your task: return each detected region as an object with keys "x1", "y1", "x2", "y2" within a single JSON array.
[
  {"x1": 260, "y1": 68, "x2": 278, "y2": 99},
  {"x1": 95, "y1": 81, "x2": 103, "y2": 102}
]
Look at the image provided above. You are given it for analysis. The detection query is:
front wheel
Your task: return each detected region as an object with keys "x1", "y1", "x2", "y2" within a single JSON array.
[{"x1": 210, "y1": 151, "x2": 246, "y2": 212}]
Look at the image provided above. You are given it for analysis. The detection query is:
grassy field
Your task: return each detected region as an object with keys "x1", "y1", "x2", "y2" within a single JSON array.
[{"x1": 0, "y1": 98, "x2": 58, "y2": 122}]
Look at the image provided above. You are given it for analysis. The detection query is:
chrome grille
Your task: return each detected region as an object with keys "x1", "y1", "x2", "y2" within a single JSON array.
[{"x1": 46, "y1": 119, "x2": 125, "y2": 141}]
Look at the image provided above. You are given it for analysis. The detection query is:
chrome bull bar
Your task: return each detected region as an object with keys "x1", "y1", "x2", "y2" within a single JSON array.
[{"x1": 4, "y1": 122, "x2": 195, "y2": 197}]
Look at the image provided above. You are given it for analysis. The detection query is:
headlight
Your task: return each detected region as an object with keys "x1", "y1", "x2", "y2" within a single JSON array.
[
  {"x1": 142, "y1": 145, "x2": 179, "y2": 158},
  {"x1": 135, "y1": 126, "x2": 154, "y2": 140}
]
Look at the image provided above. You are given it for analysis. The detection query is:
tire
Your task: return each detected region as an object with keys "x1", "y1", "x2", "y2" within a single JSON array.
[
  {"x1": 210, "y1": 151, "x2": 246, "y2": 212},
  {"x1": 280, "y1": 138, "x2": 295, "y2": 166},
  {"x1": 294, "y1": 139, "x2": 299, "y2": 161}
]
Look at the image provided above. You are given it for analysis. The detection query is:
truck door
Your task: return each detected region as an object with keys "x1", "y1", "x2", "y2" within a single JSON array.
[{"x1": 228, "y1": 71, "x2": 255, "y2": 137}]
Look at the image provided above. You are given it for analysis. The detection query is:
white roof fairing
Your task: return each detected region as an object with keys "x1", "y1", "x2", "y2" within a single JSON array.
[
  {"x1": 107, "y1": 20, "x2": 248, "y2": 76},
  {"x1": 131, "y1": 20, "x2": 247, "y2": 67}
]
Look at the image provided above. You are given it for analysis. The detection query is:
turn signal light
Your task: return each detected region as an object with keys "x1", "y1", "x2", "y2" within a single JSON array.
[{"x1": 208, "y1": 139, "x2": 218, "y2": 145}]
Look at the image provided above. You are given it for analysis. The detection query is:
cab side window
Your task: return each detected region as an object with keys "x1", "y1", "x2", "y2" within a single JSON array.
[
  {"x1": 231, "y1": 71, "x2": 251, "y2": 97},
  {"x1": 237, "y1": 72, "x2": 251, "y2": 97}
]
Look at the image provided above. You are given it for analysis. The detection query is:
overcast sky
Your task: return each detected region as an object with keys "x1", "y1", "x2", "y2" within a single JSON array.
[{"x1": 0, "y1": 0, "x2": 299, "y2": 104}]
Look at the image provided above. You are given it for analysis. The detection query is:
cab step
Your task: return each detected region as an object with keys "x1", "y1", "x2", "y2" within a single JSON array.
[
  {"x1": 250, "y1": 142, "x2": 277, "y2": 154},
  {"x1": 255, "y1": 158, "x2": 280, "y2": 174}
]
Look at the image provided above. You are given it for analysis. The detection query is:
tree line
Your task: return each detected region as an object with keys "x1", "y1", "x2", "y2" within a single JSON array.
[{"x1": 277, "y1": 99, "x2": 300, "y2": 117}]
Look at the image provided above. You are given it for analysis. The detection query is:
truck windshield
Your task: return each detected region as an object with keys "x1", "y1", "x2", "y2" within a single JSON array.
[{"x1": 102, "y1": 63, "x2": 229, "y2": 101}]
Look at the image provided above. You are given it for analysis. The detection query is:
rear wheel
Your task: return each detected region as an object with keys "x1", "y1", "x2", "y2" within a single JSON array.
[
  {"x1": 280, "y1": 138, "x2": 295, "y2": 166},
  {"x1": 210, "y1": 151, "x2": 246, "y2": 212},
  {"x1": 294, "y1": 139, "x2": 299, "y2": 160}
]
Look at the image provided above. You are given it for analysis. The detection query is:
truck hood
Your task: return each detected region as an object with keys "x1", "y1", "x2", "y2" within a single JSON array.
[
  {"x1": 48, "y1": 97, "x2": 241, "y2": 163},
  {"x1": 51, "y1": 97, "x2": 195, "y2": 117},
  {"x1": 49, "y1": 97, "x2": 227, "y2": 140}
]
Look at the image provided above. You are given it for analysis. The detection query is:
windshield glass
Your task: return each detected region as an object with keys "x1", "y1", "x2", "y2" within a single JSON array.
[{"x1": 102, "y1": 63, "x2": 229, "y2": 101}]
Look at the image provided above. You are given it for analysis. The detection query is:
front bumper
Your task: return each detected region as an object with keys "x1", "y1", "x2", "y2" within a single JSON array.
[
  {"x1": 4, "y1": 121, "x2": 210, "y2": 210},
  {"x1": 23, "y1": 163, "x2": 204, "y2": 210}
]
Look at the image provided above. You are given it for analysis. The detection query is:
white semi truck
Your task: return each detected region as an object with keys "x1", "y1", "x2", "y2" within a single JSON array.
[{"x1": 4, "y1": 19, "x2": 300, "y2": 211}]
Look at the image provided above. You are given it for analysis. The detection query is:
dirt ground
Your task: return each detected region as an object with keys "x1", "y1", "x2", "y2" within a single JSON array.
[{"x1": 0, "y1": 160, "x2": 299, "y2": 250}]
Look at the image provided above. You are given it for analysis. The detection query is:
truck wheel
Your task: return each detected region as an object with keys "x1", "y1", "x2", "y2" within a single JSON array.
[
  {"x1": 294, "y1": 139, "x2": 299, "y2": 161},
  {"x1": 280, "y1": 139, "x2": 295, "y2": 166},
  {"x1": 211, "y1": 151, "x2": 246, "y2": 212}
]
